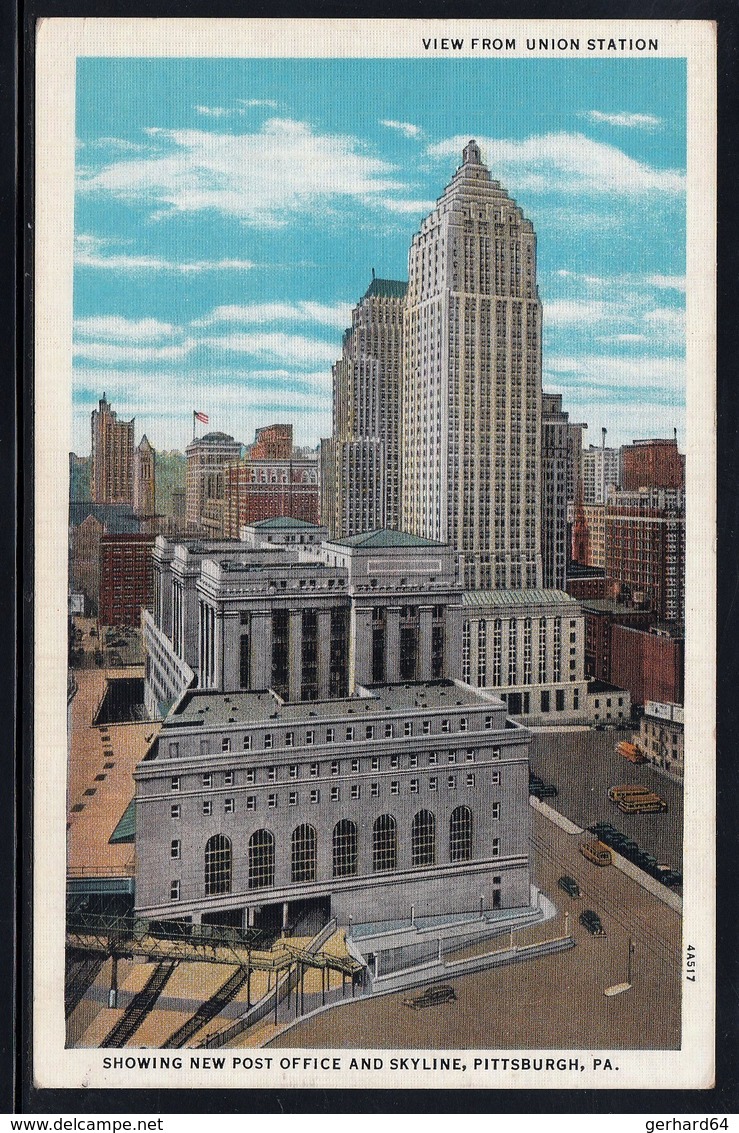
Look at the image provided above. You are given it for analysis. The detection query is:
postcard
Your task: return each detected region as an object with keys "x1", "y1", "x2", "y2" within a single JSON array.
[{"x1": 33, "y1": 17, "x2": 716, "y2": 1091}]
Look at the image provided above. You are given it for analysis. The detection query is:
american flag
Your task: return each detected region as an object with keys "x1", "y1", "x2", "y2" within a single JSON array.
[{"x1": 194, "y1": 411, "x2": 209, "y2": 424}]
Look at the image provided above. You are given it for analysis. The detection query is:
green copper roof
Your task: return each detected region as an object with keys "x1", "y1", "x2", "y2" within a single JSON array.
[
  {"x1": 362, "y1": 278, "x2": 408, "y2": 300},
  {"x1": 462, "y1": 588, "x2": 577, "y2": 607},
  {"x1": 109, "y1": 797, "x2": 135, "y2": 844},
  {"x1": 335, "y1": 529, "x2": 445, "y2": 549},
  {"x1": 251, "y1": 516, "x2": 321, "y2": 529}
]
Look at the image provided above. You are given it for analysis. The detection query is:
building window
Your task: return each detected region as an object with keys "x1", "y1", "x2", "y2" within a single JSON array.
[
  {"x1": 331, "y1": 760, "x2": 340, "y2": 776},
  {"x1": 225, "y1": 798, "x2": 235, "y2": 814},
  {"x1": 221, "y1": 738, "x2": 231, "y2": 753},
  {"x1": 556, "y1": 690, "x2": 565, "y2": 712},
  {"x1": 202, "y1": 800, "x2": 212, "y2": 816},
  {"x1": 246, "y1": 768, "x2": 255, "y2": 784},
  {"x1": 204, "y1": 834, "x2": 232, "y2": 896},
  {"x1": 573, "y1": 688, "x2": 580, "y2": 710},
  {"x1": 171, "y1": 839, "x2": 180, "y2": 860},
  {"x1": 267, "y1": 793, "x2": 277, "y2": 809},
  {"x1": 390, "y1": 781, "x2": 399, "y2": 795},
  {"x1": 372, "y1": 814, "x2": 397, "y2": 872},
  {"x1": 404, "y1": 721, "x2": 413, "y2": 737},
  {"x1": 310, "y1": 789, "x2": 320, "y2": 804},
  {"x1": 492, "y1": 747, "x2": 501, "y2": 760},
  {"x1": 491, "y1": 838, "x2": 500, "y2": 857},
  {"x1": 459, "y1": 718, "x2": 468, "y2": 732},
  {"x1": 541, "y1": 690, "x2": 550, "y2": 713},
  {"x1": 306, "y1": 730, "x2": 314, "y2": 745},
  {"x1": 371, "y1": 756, "x2": 379, "y2": 771},
  {"x1": 390, "y1": 754, "x2": 400, "y2": 769},
  {"x1": 289, "y1": 791, "x2": 298, "y2": 806},
  {"x1": 332, "y1": 819, "x2": 358, "y2": 878},
  {"x1": 484, "y1": 715, "x2": 493, "y2": 730},
  {"x1": 345, "y1": 727, "x2": 354, "y2": 741},
  {"x1": 170, "y1": 743, "x2": 179, "y2": 758},
  {"x1": 448, "y1": 752, "x2": 457, "y2": 764},
  {"x1": 351, "y1": 784, "x2": 360, "y2": 800},
  {"x1": 448, "y1": 775, "x2": 457, "y2": 790},
  {"x1": 428, "y1": 751, "x2": 438, "y2": 765},
  {"x1": 385, "y1": 723, "x2": 394, "y2": 738},
  {"x1": 171, "y1": 776, "x2": 180, "y2": 792},
  {"x1": 491, "y1": 770, "x2": 500, "y2": 785},
  {"x1": 202, "y1": 773, "x2": 212, "y2": 788},
  {"x1": 370, "y1": 783, "x2": 379, "y2": 797},
  {"x1": 466, "y1": 773, "x2": 475, "y2": 788},
  {"x1": 409, "y1": 754, "x2": 418, "y2": 769},
  {"x1": 267, "y1": 766, "x2": 276, "y2": 782},
  {"x1": 291, "y1": 824, "x2": 317, "y2": 882},
  {"x1": 410, "y1": 778, "x2": 419, "y2": 793},
  {"x1": 441, "y1": 720, "x2": 450, "y2": 733},
  {"x1": 264, "y1": 733, "x2": 273, "y2": 749},
  {"x1": 289, "y1": 764, "x2": 298, "y2": 780},
  {"x1": 285, "y1": 732, "x2": 294, "y2": 747},
  {"x1": 429, "y1": 776, "x2": 438, "y2": 792},
  {"x1": 326, "y1": 728, "x2": 335, "y2": 743},
  {"x1": 491, "y1": 802, "x2": 500, "y2": 819},
  {"x1": 422, "y1": 721, "x2": 431, "y2": 735},
  {"x1": 411, "y1": 809, "x2": 436, "y2": 867},
  {"x1": 224, "y1": 771, "x2": 234, "y2": 787},
  {"x1": 309, "y1": 762, "x2": 319, "y2": 777},
  {"x1": 366, "y1": 725, "x2": 374, "y2": 740},
  {"x1": 170, "y1": 880, "x2": 180, "y2": 901},
  {"x1": 351, "y1": 758, "x2": 360, "y2": 773},
  {"x1": 248, "y1": 829, "x2": 274, "y2": 889},
  {"x1": 330, "y1": 786, "x2": 340, "y2": 802},
  {"x1": 246, "y1": 796, "x2": 256, "y2": 812},
  {"x1": 243, "y1": 736, "x2": 252, "y2": 751},
  {"x1": 450, "y1": 806, "x2": 473, "y2": 862}
]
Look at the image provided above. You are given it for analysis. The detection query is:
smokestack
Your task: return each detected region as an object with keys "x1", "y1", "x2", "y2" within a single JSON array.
[
  {"x1": 674, "y1": 427, "x2": 677, "y2": 444},
  {"x1": 601, "y1": 427, "x2": 607, "y2": 451}
]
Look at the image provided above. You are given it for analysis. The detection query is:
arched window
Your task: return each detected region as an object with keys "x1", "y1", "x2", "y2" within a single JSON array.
[
  {"x1": 205, "y1": 834, "x2": 232, "y2": 895},
  {"x1": 248, "y1": 829, "x2": 274, "y2": 890},
  {"x1": 449, "y1": 806, "x2": 473, "y2": 862},
  {"x1": 291, "y1": 824, "x2": 317, "y2": 883},
  {"x1": 411, "y1": 810, "x2": 436, "y2": 867},
  {"x1": 332, "y1": 819, "x2": 358, "y2": 878},
  {"x1": 372, "y1": 814, "x2": 396, "y2": 872}
]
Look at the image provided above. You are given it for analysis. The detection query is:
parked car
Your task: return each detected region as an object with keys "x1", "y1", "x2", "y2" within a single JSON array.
[
  {"x1": 579, "y1": 909, "x2": 606, "y2": 936},
  {"x1": 580, "y1": 840, "x2": 612, "y2": 866},
  {"x1": 557, "y1": 875, "x2": 581, "y2": 899},
  {"x1": 659, "y1": 870, "x2": 682, "y2": 887},
  {"x1": 403, "y1": 985, "x2": 457, "y2": 1009}
]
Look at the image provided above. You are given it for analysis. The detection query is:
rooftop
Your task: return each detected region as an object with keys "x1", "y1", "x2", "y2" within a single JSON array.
[
  {"x1": 463, "y1": 588, "x2": 576, "y2": 608},
  {"x1": 163, "y1": 681, "x2": 503, "y2": 731},
  {"x1": 362, "y1": 277, "x2": 408, "y2": 301},
  {"x1": 249, "y1": 516, "x2": 322, "y2": 530},
  {"x1": 332, "y1": 529, "x2": 445, "y2": 549}
]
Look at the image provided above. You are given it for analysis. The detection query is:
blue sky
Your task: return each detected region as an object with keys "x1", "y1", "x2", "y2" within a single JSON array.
[{"x1": 72, "y1": 56, "x2": 686, "y2": 455}]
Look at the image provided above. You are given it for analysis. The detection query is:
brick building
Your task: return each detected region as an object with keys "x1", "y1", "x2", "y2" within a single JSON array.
[
  {"x1": 99, "y1": 533, "x2": 155, "y2": 626},
  {"x1": 621, "y1": 437, "x2": 684, "y2": 492},
  {"x1": 224, "y1": 455, "x2": 319, "y2": 537},
  {"x1": 610, "y1": 624, "x2": 684, "y2": 708},
  {"x1": 604, "y1": 488, "x2": 685, "y2": 624},
  {"x1": 580, "y1": 599, "x2": 654, "y2": 683}
]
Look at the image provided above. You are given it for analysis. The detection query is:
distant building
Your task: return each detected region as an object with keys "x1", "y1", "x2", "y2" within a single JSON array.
[
  {"x1": 224, "y1": 441, "x2": 319, "y2": 538},
  {"x1": 185, "y1": 432, "x2": 241, "y2": 534},
  {"x1": 582, "y1": 503, "x2": 607, "y2": 569},
  {"x1": 322, "y1": 277, "x2": 406, "y2": 539},
  {"x1": 605, "y1": 488, "x2": 685, "y2": 624},
  {"x1": 566, "y1": 564, "x2": 620, "y2": 603},
  {"x1": 99, "y1": 533, "x2": 155, "y2": 626},
  {"x1": 133, "y1": 435, "x2": 156, "y2": 519},
  {"x1": 638, "y1": 701, "x2": 684, "y2": 779},
  {"x1": 585, "y1": 680, "x2": 631, "y2": 727},
  {"x1": 580, "y1": 598, "x2": 654, "y2": 683},
  {"x1": 582, "y1": 444, "x2": 620, "y2": 505},
  {"x1": 248, "y1": 423, "x2": 293, "y2": 460},
  {"x1": 541, "y1": 393, "x2": 570, "y2": 590},
  {"x1": 68, "y1": 502, "x2": 141, "y2": 615},
  {"x1": 90, "y1": 395, "x2": 134, "y2": 505},
  {"x1": 621, "y1": 437, "x2": 684, "y2": 491},
  {"x1": 610, "y1": 624, "x2": 684, "y2": 708}
]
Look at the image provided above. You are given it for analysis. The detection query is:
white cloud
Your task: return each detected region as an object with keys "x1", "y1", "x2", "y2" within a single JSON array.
[
  {"x1": 73, "y1": 340, "x2": 194, "y2": 365},
  {"x1": 73, "y1": 315, "x2": 178, "y2": 342},
  {"x1": 74, "y1": 234, "x2": 256, "y2": 273},
  {"x1": 203, "y1": 331, "x2": 339, "y2": 367},
  {"x1": 578, "y1": 110, "x2": 662, "y2": 130},
  {"x1": 381, "y1": 120, "x2": 422, "y2": 139},
  {"x1": 195, "y1": 105, "x2": 246, "y2": 118},
  {"x1": 646, "y1": 274, "x2": 686, "y2": 292},
  {"x1": 195, "y1": 300, "x2": 353, "y2": 331},
  {"x1": 544, "y1": 299, "x2": 612, "y2": 326},
  {"x1": 545, "y1": 353, "x2": 684, "y2": 392},
  {"x1": 427, "y1": 132, "x2": 685, "y2": 196},
  {"x1": 78, "y1": 118, "x2": 424, "y2": 225},
  {"x1": 238, "y1": 99, "x2": 279, "y2": 109}
]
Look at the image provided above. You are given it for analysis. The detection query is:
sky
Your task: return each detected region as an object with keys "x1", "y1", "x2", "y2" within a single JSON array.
[{"x1": 72, "y1": 56, "x2": 687, "y2": 456}]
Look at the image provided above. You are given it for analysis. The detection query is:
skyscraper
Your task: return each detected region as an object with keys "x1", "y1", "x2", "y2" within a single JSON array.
[
  {"x1": 133, "y1": 434, "x2": 156, "y2": 518},
  {"x1": 541, "y1": 392, "x2": 569, "y2": 590},
  {"x1": 401, "y1": 141, "x2": 543, "y2": 591},
  {"x1": 322, "y1": 276, "x2": 406, "y2": 539},
  {"x1": 185, "y1": 431, "x2": 241, "y2": 534},
  {"x1": 90, "y1": 394, "x2": 134, "y2": 505}
]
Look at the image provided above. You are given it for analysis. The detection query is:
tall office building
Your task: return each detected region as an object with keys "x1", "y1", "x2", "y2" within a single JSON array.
[
  {"x1": 582, "y1": 442, "x2": 621, "y2": 505},
  {"x1": 90, "y1": 395, "x2": 134, "y2": 505},
  {"x1": 133, "y1": 434, "x2": 156, "y2": 519},
  {"x1": 185, "y1": 431, "x2": 241, "y2": 534},
  {"x1": 541, "y1": 392, "x2": 569, "y2": 590},
  {"x1": 402, "y1": 141, "x2": 543, "y2": 591},
  {"x1": 620, "y1": 437, "x2": 684, "y2": 491},
  {"x1": 322, "y1": 277, "x2": 406, "y2": 539}
]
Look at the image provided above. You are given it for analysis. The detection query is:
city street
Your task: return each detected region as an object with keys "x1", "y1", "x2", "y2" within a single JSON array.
[
  {"x1": 269, "y1": 807, "x2": 681, "y2": 1050},
  {"x1": 529, "y1": 727, "x2": 683, "y2": 871}
]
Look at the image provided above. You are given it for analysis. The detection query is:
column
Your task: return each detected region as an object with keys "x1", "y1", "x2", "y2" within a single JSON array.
[
  {"x1": 316, "y1": 609, "x2": 332, "y2": 699},
  {"x1": 250, "y1": 610, "x2": 272, "y2": 690},
  {"x1": 214, "y1": 610, "x2": 224, "y2": 690},
  {"x1": 417, "y1": 605, "x2": 434, "y2": 681},
  {"x1": 289, "y1": 609, "x2": 303, "y2": 702},
  {"x1": 385, "y1": 607, "x2": 401, "y2": 683},
  {"x1": 351, "y1": 606, "x2": 373, "y2": 692}
]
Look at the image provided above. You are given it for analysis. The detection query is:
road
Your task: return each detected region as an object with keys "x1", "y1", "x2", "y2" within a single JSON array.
[
  {"x1": 269, "y1": 807, "x2": 682, "y2": 1050},
  {"x1": 529, "y1": 728, "x2": 683, "y2": 871}
]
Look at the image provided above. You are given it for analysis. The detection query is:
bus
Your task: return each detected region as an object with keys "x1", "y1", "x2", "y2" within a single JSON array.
[{"x1": 616, "y1": 741, "x2": 647, "y2": 764}]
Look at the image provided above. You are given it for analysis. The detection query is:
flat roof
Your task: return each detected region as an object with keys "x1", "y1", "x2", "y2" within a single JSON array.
[
  {"x1": 331, "y1": 529, "x2": 445, "y2": 549},
  {"x1": 463, "y1": 588, "x2": 576, "y2": 608},
  {"x1": 165, "y1": 681, "x2": 503, "y2": 730},
  {"x1": 250, "y1": 516, "x2": 322, "y2": 530}
]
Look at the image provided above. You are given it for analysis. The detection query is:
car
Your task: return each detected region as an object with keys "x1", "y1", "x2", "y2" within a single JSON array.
[
  {"x1": 659, "y1": 870, "x2": 682, "y2": 887},
  {"x1": 403, "y1": 985, "x2": 457, "y2": 1009},
  {"x1": 588, "y1": 822, "x2": 617, "y2": 836},
  {"x1": 579, "y1": 910, "x2": 606, "y2": 936},
  {"x1": 557, "y1": 875, "x2": 581, "y2": 899}
]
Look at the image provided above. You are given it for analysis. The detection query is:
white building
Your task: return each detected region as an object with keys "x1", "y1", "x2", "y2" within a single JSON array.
[{"x1": 582, "y1": 444, "x2": 621, "y2": 505}]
